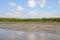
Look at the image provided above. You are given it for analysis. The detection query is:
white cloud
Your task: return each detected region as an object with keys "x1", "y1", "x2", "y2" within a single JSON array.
[
  {"x1": 6, "y1": 12, "x2": 19, "y2": 17},
  {"x1": 9, "y1": 2, "x2": 16, "y2": 7},
  {"x1": 27, "y1": 10, "x2": 59, "y2": 18},
  {"x1": 39, "y1": 11, "x2": 60, "y2": 18},
  {"x1": 42, "y1": 11, "x2": 51, "y2": 17},
  {"x1": 39, "y1": 12, "x2": 51, "y2": 18},
  {"x1": 28, "y1": 10, "x2": 39, "y2": 16},
  {"x1": 37, "y1": 0, "x2": 46, "y2": 8},
  {"x1": 6, "y1": 11, "x2": 60, "y2": 18},
  {"x1": 14, "y1": 12, "x2": 19, "y2": 16},
  {"x1": 7, "y1": 12, "x2": 14, "y2": 16},
  {"x1": 17, "y1": 6, "x2": 24, "y2": 11},
  {"x1": 27, "y1": 10, "x2": 40, "y2": 18},
  {"x1": 28, "y1": 0, "x2": 36, "y2": 8},
  {"x1": 28, "y1": 0, "x2": 46, "y2": 8}
]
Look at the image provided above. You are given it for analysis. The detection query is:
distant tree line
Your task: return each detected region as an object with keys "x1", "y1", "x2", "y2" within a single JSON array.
[{"x1": 0, "y1": 18, "x2": 60, "y2": 22}]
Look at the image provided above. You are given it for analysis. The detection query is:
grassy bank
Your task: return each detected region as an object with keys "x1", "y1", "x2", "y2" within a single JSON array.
[{"x1": 0, "y1": 18, "x2": 60, "y2": 22}]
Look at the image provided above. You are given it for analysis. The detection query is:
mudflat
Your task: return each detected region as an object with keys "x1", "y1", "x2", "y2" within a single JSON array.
[
  {"x1": 0, "y1": 22, "x2": 60, "y2": 40},
  {"x1": 0, "y1": 22, "x2": 60, "y2": 32}
]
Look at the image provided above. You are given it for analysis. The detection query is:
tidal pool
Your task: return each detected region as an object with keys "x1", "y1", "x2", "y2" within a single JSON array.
[{"x1": 0, "y1": 22, "x2": 60, "y2": 40}]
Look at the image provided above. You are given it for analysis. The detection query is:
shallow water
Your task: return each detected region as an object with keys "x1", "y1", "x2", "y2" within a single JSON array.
[{"x1": 0, "y1": 22, "x2": 60, "y2": 40}]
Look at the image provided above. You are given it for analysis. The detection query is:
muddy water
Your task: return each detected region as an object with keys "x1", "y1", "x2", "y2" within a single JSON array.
[{"x1": 0, "y1": 22, "x2": 60, "y2": 40}]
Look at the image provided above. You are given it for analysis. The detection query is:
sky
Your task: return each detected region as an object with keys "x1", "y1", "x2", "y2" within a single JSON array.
[{"x1": 0, "y1": 0, "x2": 60, "y2": 18}]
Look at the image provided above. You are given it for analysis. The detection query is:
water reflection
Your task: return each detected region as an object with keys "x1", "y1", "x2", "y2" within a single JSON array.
[
  {"x1": 40, "y1": 33, "x2": 46, "y2": 40},
  {"x1": 0, "y1": 29, "x2": 60, "y2": 40},
  {"x1": 8, "y1": 34, "x2": 16, "y2": 40},
  {"x1": 28, "y1": 33, "x2": 35, "y2": 40},
  {"x1": 16, "y1": 31, "x2": 24, "y2": 35}
]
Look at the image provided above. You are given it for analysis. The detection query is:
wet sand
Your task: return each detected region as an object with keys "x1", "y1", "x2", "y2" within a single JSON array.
[
  {"x1": 0, "y1": 22, "x2": 60, "y2": 32},
  {"x1": 0, "y1": 22, "x2": 60, "y2": 40}
]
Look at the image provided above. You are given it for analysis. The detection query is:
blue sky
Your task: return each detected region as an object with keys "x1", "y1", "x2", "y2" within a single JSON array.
[{"x1": 0, "y1": 0, "x2": 60, "y2": 18}]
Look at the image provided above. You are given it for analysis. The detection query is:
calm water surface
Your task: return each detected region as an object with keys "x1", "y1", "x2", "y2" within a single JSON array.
[{"x1": 0, "y1": 22, "x2": 60, "y2": 40}]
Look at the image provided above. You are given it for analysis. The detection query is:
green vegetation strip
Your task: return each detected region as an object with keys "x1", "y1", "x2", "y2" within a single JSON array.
[{"x1": 0, "y1": 18, "x2": 60, "y2": 22}]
